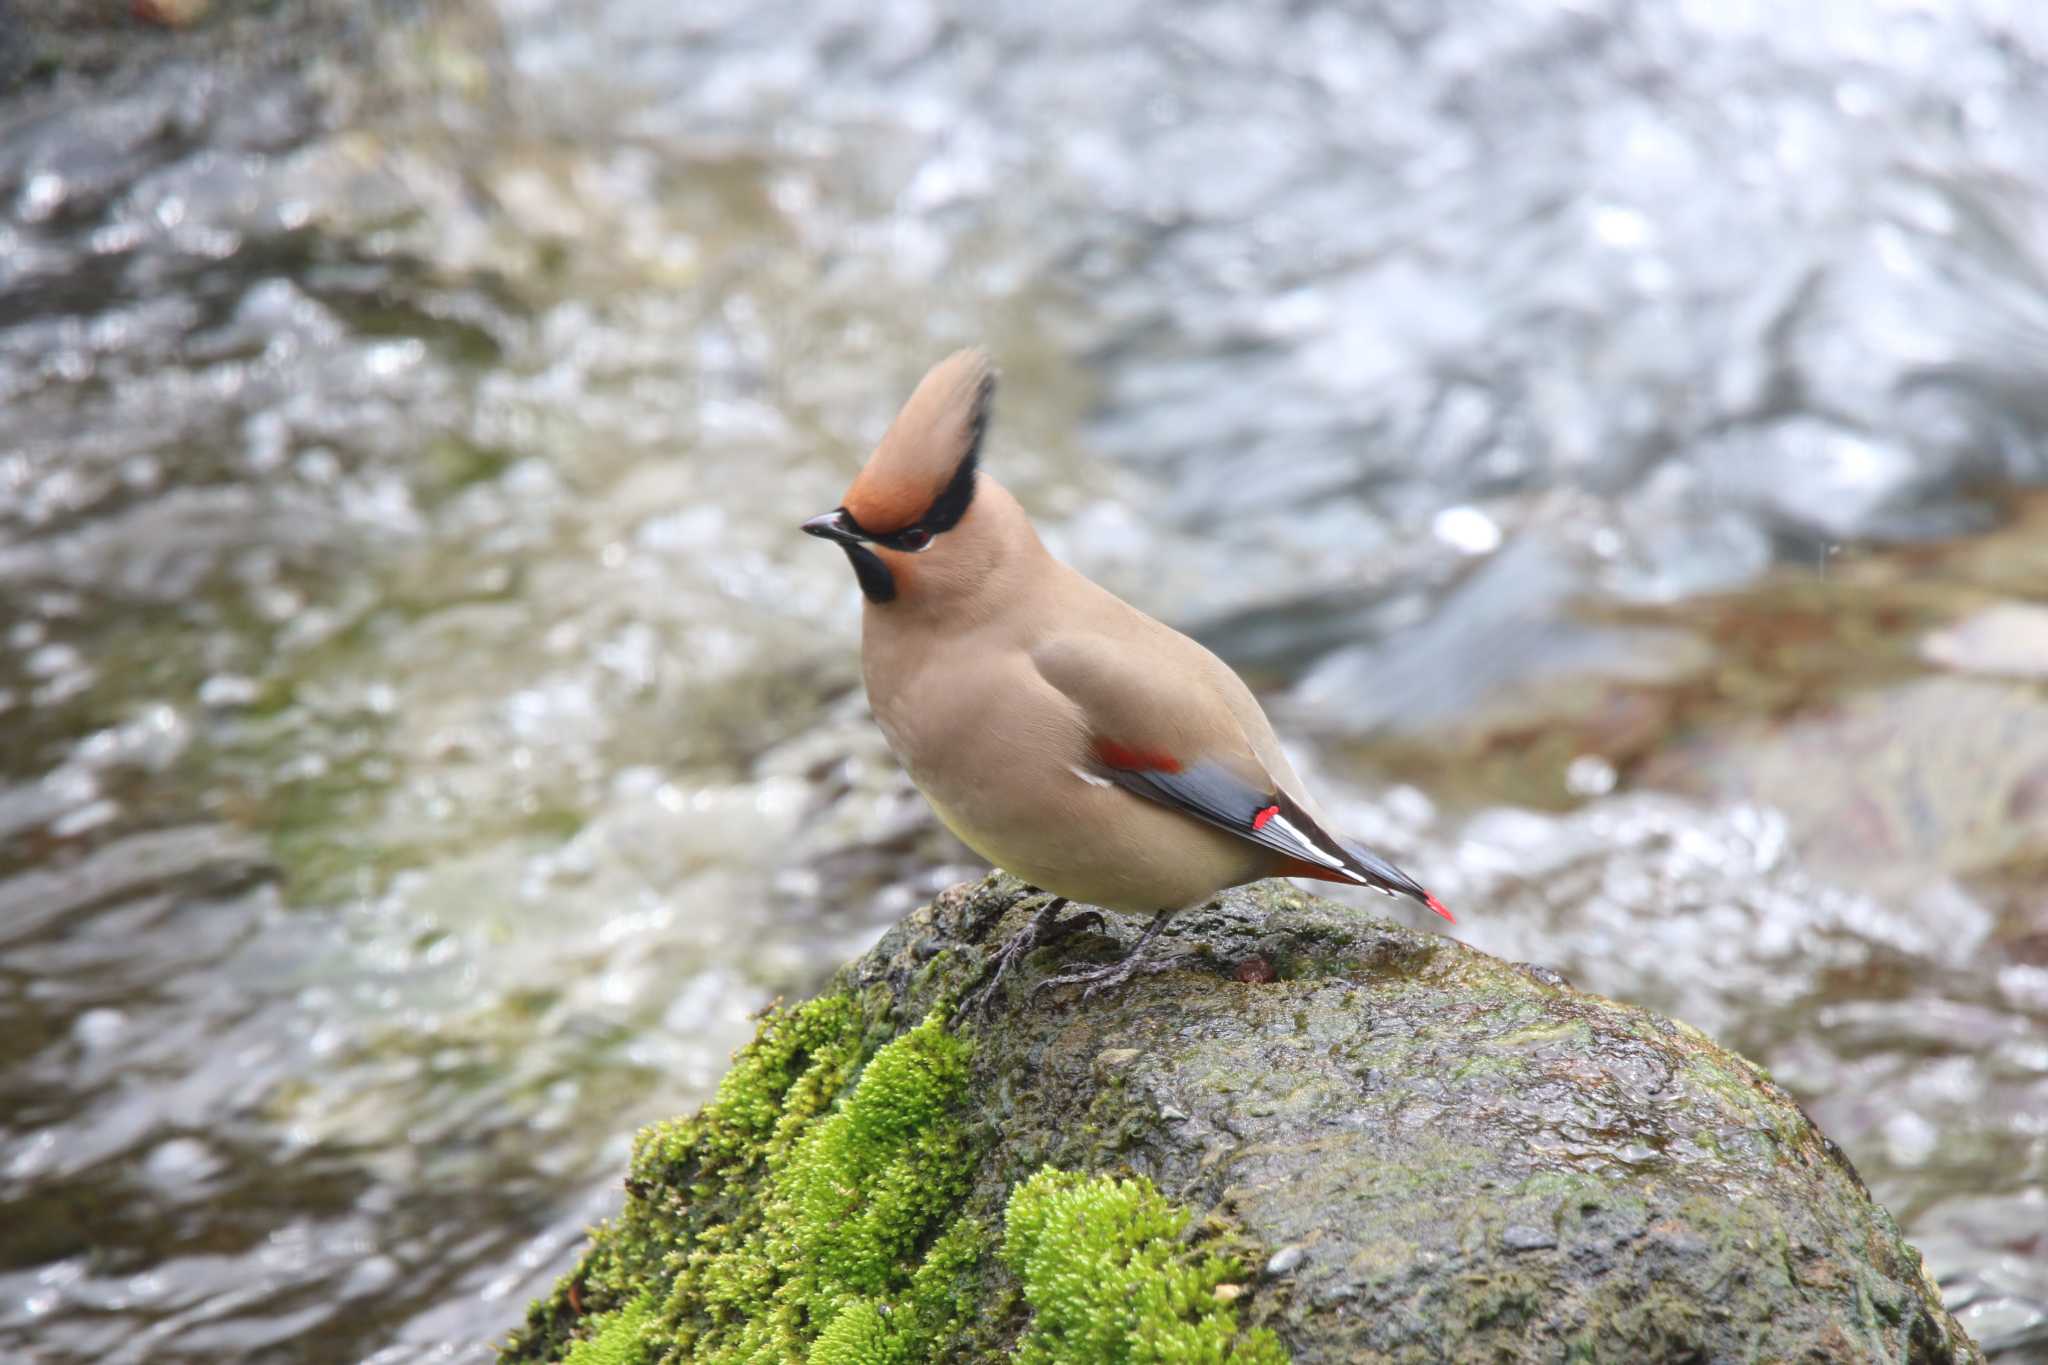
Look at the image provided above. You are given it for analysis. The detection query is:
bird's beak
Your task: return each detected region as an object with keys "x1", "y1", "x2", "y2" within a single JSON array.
[{"x1": 801, "y1": 508, "x2": 866, "y2": 547}]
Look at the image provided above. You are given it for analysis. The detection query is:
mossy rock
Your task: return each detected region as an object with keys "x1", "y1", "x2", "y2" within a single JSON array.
[{"x1": 501, "y1": 876, "x2": 1979, "y2": 1364}]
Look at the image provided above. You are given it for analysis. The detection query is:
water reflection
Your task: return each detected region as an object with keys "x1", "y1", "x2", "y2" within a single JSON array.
[{"x1": 0, "y1": 0, "x2": 2044, "y2": 1359}]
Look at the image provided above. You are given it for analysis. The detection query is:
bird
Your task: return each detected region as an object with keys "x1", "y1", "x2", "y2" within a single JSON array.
[{"x1": 801, "y1": 349, "x2": 1454, "y2": 1010}]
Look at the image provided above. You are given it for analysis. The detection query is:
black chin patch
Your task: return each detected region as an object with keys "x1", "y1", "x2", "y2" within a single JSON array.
[{"x1": 843, "y1": 543, "x2": 896, "y2": 603}]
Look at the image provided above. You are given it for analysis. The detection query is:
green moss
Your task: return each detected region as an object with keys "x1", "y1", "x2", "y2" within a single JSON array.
[
  {"x1": 807, "y1": 1300, "x2": 895, "y2": 1364},
  {"x1": 638, "y1": 990, "x2": 868, "y2": 1182},
  {"x1": 505, "y1": 1000, "x2": 989, "y2": 1364},
  {"x1": 562, "y1": 1296, "x2": 654, "y2": 1365},
  {"x1": 508, "y1": 984, "x2": 1293, "y2": 1365},
  {"x1": 672, "y1": 1008, "x2": 976, "y2": 1362},
  {"x1": 802, "y1": 1219, "x2": 986, "y2": 1365},
  {"x1": 1002, "y1": 1169, "x2": 1288, "y2": 1365}
]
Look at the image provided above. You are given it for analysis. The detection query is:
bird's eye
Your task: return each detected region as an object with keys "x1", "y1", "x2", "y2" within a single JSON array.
[{"x1": 900, "y1": 527, "x2": 932, "y2": 550}]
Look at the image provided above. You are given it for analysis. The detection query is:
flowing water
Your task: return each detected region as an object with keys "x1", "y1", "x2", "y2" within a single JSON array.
[{"x1": 2, "y1": 0, "x2": 2046, "y2": 1359}]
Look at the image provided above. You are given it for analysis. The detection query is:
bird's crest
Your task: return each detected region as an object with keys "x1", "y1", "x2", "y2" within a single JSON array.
[{"x1": 842, "y1": 349, "x2": 995, "y2": 534}]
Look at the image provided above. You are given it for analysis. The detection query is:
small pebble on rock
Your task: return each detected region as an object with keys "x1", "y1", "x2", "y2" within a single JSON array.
[{"x1": 1264, "y1": 1244, "x2": 1306, "y2": 1277}]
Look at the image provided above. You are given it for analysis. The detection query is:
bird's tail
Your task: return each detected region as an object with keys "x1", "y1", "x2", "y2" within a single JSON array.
[{"x1": 1281, "y1": 834, "x2": 1455, "y2": 923}]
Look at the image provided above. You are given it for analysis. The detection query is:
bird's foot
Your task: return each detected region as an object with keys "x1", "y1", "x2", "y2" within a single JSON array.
[
  {"x1": 1031, "y1": 908, "x2": 1177, "y2": 1006},
  {"x1": 960, "y1": 884, "x2": 1043, "y2": 945},
  {"x1": 954, "y1": 897, "x2": 1105, "y2": 1020}
]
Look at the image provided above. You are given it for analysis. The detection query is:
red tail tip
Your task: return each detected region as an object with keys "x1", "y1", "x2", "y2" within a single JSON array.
[{"x1": 1424, "y1": 894, "x2": 1456, "y2": 924}]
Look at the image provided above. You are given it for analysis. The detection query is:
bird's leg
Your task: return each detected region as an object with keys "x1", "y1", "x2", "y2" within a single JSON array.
[
  {"x1": 955, "y1": 896, "x2": 1106, "y2": 1019},
  {"x1": 961, "y1": 885, "x2": 1043, "y2": 945},
  {"x1": 1032, "y1": 908, "x2": 1177, "y2": 1005}
]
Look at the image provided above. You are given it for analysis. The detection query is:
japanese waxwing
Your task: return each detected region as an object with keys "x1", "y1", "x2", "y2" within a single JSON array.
[{"x1": 802, "y1": 349, "x2": 1452, "y2": 1004}]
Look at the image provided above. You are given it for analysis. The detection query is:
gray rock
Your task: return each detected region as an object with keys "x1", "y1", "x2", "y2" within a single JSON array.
[
  {"x1": 1501, "y1": 1224, "x2": 1559, "y2": 1253},
  {"x1": 512, "y1": 874, "x2": 1980, "y2": 1363},
  {"x1": 868, "y1": 876, "x2": 1979, "y2": 1362}
]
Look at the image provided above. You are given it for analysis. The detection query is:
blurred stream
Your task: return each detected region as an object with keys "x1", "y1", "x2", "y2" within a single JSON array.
[{"x1": 1, "y1": 0, "x2": 2045, "y2": 1359}]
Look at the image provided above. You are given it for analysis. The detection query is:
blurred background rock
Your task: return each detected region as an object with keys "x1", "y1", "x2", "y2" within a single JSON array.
[{"x1": 0, "y1": 1, "x2": 2042, "y2": 1360}]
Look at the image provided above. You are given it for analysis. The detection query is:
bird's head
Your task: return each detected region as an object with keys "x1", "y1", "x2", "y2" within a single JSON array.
[{"x1": 803, "y1": 348, "x2": 1019, "y2": 608}]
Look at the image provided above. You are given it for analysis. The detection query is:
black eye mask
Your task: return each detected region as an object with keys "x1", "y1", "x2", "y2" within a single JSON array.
[{"x1": 842, "y1": 444, "x2": 980, "y2": 555}]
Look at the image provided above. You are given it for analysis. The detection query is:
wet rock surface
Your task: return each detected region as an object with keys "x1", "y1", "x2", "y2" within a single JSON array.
[{"x1": 777, "y1": 875, "x2": 1974, "y2": 1362}]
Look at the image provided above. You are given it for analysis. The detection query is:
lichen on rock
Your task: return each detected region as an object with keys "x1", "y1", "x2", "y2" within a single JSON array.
[{"x1": 502, "y1": 874, "x2": 1980, "y2": 1364}]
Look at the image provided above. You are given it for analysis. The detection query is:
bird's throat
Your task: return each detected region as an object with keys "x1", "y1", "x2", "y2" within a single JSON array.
[{"x1": 843, "y1": 543, "x2": 896, "y2": 603}]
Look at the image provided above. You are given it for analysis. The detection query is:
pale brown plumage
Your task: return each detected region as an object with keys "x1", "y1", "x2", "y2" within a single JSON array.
[{"x1": 803, "y1": 350, "x2": 1451, "y2": 1001}]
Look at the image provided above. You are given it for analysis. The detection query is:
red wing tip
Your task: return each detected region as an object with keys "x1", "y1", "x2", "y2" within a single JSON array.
[
  {"x1": 1251, "y1": 805, "x2": 1279, "y2": 831},
  {"x1": 1424, "y1": 894, "x2": 1456, "y2": 924}
]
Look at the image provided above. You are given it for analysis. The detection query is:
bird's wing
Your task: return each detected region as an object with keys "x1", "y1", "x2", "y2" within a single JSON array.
[{"x1": 1030, "y1": 631, "x2": 1452, "y2": 920}]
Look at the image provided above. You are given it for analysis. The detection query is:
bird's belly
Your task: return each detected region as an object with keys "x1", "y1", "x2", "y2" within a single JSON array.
[
  {"x1": 866, "y1": 643, "x2": 1267, "y2": 912},
  {"x1": 915, "y1": 767, "x2": 1266, "y2": 915}
]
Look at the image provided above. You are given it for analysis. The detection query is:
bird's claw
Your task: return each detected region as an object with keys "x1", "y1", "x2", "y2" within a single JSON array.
[
  {"x1": 953, "y1": 897, "x2": 1104, "y2": 1021},
  {"x1": 1029, "y1": 908, "x2": 1179, "y2": 1006},
  {"x1": 1030, "y1": 950, "x2": 1178, "y2": 1004}
]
